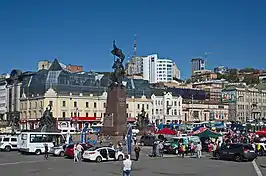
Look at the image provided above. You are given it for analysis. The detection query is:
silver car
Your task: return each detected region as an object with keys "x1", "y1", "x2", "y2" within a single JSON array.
[{"x1": 49, "y1": 144, "x2": 66, "y2": 157}]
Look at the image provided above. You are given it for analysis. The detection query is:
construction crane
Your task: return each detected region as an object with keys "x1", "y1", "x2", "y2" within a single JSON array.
[{"x1": 204, "y1": 52, "x2": 213, "y2": 69}]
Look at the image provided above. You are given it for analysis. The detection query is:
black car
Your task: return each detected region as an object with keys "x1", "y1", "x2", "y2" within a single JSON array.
[
  {"x1": 139, "y1": 136, "x2": 156, "y2": 146},
  {"x1": 213, "y1": 143, "x2": 257, "y2": 162}
]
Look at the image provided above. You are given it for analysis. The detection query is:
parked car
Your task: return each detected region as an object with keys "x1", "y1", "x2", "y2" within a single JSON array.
[
  {"x1": 64, "y1": 143, "x2": 93, "y2": 158},
  {"x1": 83, "y1": 146, "x2": 124, "y2": 163},
  {"x1": 0, "y1": 136, "x2": 18, "y2": 152},
  {"x1": 139, "y1": 135, "x2": 156, "y2": 146},
  {"x1": 163, "y1": 137, "x2": 179, "y2": 154},
  {"x1": 49, "y1": 144, "x2": 68, "y2": 157},
  {"x1": 213, "y1": 143, "x2": 257, "y2": 162}
]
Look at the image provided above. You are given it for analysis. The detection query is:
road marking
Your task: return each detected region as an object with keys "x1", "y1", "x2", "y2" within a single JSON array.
[
  {"x1": 252, "y1": 160, "x2": 263, "y2": 176},
  {"x1": 0, "y1": 159, "x2": 60, "y2": 166}
]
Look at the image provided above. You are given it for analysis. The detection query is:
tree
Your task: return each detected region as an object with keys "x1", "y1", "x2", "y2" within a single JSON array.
[{"x1": 185, "y1": 78, "x2": 191, "y2": 84}]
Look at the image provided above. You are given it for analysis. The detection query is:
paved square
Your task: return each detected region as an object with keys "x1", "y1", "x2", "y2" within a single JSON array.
[{"x1": 0, "y1": 151, "x2": 262, "y2": 176}]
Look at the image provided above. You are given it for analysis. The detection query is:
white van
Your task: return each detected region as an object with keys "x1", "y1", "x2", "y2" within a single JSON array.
[
  {"x1": 0, "y1": 136, "x2": 18, "y2": 152},
  {"x1": 19, "y1": 132, "x2": 66, "y2": 155}
]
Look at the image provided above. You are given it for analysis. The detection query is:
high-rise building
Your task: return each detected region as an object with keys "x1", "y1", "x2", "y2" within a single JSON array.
[
  {"x1": 126, "y1": 54, "x2": 180, "y2": 83},
  {"x1": 191, "y1": 58, "x2": 205, "y2": 75},
  {"x1": 125, "y1": 56, "x2": 144, "y2": 75}
]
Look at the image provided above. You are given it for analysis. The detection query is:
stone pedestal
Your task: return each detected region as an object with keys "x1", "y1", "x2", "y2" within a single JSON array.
[{"x1": 102, "y1": 85, "x2": 127, "y2": 136}]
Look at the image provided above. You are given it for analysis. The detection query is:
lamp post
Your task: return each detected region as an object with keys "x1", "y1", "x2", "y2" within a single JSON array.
[{"x1": 74, "y1": 107, "x2": 78, "y2": 132}]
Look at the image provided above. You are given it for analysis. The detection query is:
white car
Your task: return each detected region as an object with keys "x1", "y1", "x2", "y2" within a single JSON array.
[
  {"x1": 83, "y1": 146, "x2": 124, "y2": 163},
  {"x1": 49, "y1": 144, "x2": 67, "y2": 157},
  {"x1": 0, "y1": 136, "x2": 18, "y2": 152}
]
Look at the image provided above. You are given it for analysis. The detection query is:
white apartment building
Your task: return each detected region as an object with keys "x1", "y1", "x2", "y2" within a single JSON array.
[
  {"x1": 151, "y1": 92, "x2": 182, "y2": 123},
  {"x1": 142, "y1": 54, "x2": 180, "y2": 83},
  {"x1": 222, "y1": 86, "x2": 266, "y2": 122},
  {"x1": 0, "y1": 78, "x2": 7, "y2": 120}
]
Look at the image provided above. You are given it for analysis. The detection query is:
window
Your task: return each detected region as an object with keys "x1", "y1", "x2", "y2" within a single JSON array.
[
  {"x1": 74, "y1": 101, "x2": 77, "y2": 107},
  {"x1": 11, "y1": 138, "x2": 17, "y2": 142},
  {"x1": 21, "y1": 134, "x2": 27, "y2": 140},
  {"x1": 126, "y1": 104, "x2": 129, "y2": 108},
  {"x1": 137, "y1": 104, "x2": 140, "y2": 109},
  {"x1": 71, "y1": 112, "x2": 73, "y2": 117},
  {"x1": 86, "y1": 113, "x2": 89, "y2": 117},
  {"x1": 30, "y1": 134, "x2": 53, "y2": 143},
  {"x1": 94, "y1": 113, "x2": 97, "y2": 117},
  {"x1": 74, "y1": 112, "x2": 77, "y2": 117},
  {"x1": 49, "y1": 101, "x2": 53, "y2": 107},
  {"x1": 146, "y1": 104, "x2": 149, "y2": 110},
  {"x1": 62, "y1": 101, "x2": 66, "y2": 107},
  {"x1": 103, "y1": 103, "x2": 106, "y2": 108},
  {"x1": 94, "y1": 102, "x2": 97, "y2": 108},
  {"x1": 86, "y1": 102, "x2": 89, "y2": 108},
  {"x1": 62, "y1": 112, "x2": 66, "y2": 118},
  {"x1": 3, "y1": 138, "x2": 9, "y2": 142}
]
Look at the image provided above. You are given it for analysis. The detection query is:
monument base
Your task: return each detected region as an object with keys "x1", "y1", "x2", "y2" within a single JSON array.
[{"x1": 102, "y1": 85, "x2": 127, "y2": 136}]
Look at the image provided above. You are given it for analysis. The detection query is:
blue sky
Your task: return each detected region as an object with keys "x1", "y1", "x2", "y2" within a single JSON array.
[{"x1": 0, "y1": 0, "x2": 265, "y2": 79}]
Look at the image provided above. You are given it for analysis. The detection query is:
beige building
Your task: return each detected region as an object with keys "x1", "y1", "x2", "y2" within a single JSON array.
[
  {"x1": 182, "y1": 102, "x2": 229, "y2": 122},
  {"x1": 19, "y1": 88, "x2": 152, "y2": 129}
]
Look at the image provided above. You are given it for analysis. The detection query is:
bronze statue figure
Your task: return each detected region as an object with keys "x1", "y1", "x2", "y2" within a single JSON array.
[
  {"x1": 37, "y1": 104, "x2": 59, "y2": 132},
  {"x1": 110, "y1": 41, "x2": 125, "y2": 87}
]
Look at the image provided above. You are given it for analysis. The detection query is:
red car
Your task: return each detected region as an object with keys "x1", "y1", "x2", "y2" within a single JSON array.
[{"x1": 64, "y1": 143, "x2": 93, "y2": 158}]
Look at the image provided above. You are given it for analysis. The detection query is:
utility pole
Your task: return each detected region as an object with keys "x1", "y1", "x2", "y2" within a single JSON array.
[{"x1": 191, "y1": 95, "x2": 194, "y2": 122}]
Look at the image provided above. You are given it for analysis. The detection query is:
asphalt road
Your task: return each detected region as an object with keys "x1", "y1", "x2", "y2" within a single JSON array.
[{"x1": 0, "y1": 149, "x2": 263, "y2": 176}]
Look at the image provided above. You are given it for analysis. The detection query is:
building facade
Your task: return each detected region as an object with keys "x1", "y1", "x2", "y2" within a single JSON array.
[
  {"x1": 125, "y1": 56, "x2": 144, "y2": 75},
  {"x1": 191, "y1": 58, "x2": 205, "y2": 75},
  {"x1": 19, "y1": 88, "x2": 153, "y2": 130},
  {"x1": 221, "y1": 87, "x2": 266, "y2": 122},
  {"x1": 151, "y1": 92, "x2": 183, "y2": 123},
  {"x1": 182, "y1": 102, "x2": 229, "y2": 122},
  {"x1": 191, "y1": 70, "x2": 217, "y2": 83},
  {"x1": 0, "y1": 78, "x2": 7, "y2": 120},
  {"x1": 193, "y1": 80, "x2": 228, "y2": 103}
]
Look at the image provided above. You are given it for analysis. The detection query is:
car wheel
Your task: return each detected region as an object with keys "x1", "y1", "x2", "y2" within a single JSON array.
[
  {"x1": 4, "y1": 146, "x2": 11, "y2": 152},
  {"x1": 215, "y1": 153, "x2": 220, "y2": 160},
  {"x1": 118, "y1": 155, "x2": 123, "y2": 161},
  {"x1": 140, "y1": 142, "x2": 144, "y2": 146},
  {"x1": 35, "y1": 149, "x2": 41, "y2": 155},
  {"x1": 235, "y1": 155, "x2": 242, "y2": 162},
  {"x1": 96, "y1": 156, "x2": 102, "y2": 163},
  {"x1": 59, "y1": 151, "x2": 64, "y2": 157}
]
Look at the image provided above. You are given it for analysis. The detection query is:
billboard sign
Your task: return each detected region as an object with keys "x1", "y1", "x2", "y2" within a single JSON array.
[{"x1": 221, "y1": 91, "x2": 236, "y2": 103}]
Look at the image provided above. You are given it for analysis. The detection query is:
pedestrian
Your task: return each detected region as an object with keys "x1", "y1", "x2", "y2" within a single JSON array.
[
  {"x1": 158, "y1": 141, "x2": 164, "y2": 157},
  {"x1": 196, "y1": 142, "x2": 202, "y2": 159},
  {"x1": 134, "y1": 144, "x2": 141, "y2": 161},
  {"x1": 76, "y1": 142, "x2": 84, "y2": 161},
  {"x1": 44, "y1": 143, "x2": 49, "y2": 160},
  {"x1": 122, "y1": 154, "x2": 132, "y2": 176},
  {"x1": 190, "y1": 142, "x2": 195, "y2": 156},
  {"x1": 74, "y1": 143, "x2": 79, "y2": 162},
  {"x1": 180, "y1": 144, "x2": 185, "y2": 158}
]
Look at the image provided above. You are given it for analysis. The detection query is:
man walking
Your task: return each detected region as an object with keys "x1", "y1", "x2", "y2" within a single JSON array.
[
  {"x1": 44, "y1": 143, "x2": 49, "y2": 160},
  {"x1": 134, "y1": 144, "x2": 141, "y2": 161},
  {"x1": 122, "y1": 154, "x2": 132, "y2": 176},
  {"x1": 196, "y1": 142, "x2": 202, "y2": 159}
]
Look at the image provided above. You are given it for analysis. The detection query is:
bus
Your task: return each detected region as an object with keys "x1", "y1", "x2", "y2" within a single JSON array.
[{"x1": 19, "y1": 132, "x2": 66, "y2": 155}]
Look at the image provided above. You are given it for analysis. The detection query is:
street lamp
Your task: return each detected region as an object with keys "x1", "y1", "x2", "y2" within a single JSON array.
[{"x1": 74, "y1": 107, "x2": 78, "y2": 132}]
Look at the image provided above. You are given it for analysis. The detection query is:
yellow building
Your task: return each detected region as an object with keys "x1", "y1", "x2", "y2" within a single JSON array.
[{"x1": 19, "y1": 88, "x2": 152, "y2": 129}]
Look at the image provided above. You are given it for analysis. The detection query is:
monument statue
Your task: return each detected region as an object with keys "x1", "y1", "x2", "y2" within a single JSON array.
[
  {"x1": 137, "y1": 107, "x2": 150, "y2": 135},
  {"x1": 37, "y1": 104, "x2": 59, "y2": 132},
  {"x1": 109, "y1": 41, "x2": 125, "y2": 88},
  {"x1": 102, "y1": 41, "x2": 127, "y2": 137}
]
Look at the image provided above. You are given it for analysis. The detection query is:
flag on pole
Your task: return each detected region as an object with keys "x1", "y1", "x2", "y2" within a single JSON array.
[{"x1": 126, "y1": 124, "x2": 133, "y2": 155}]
